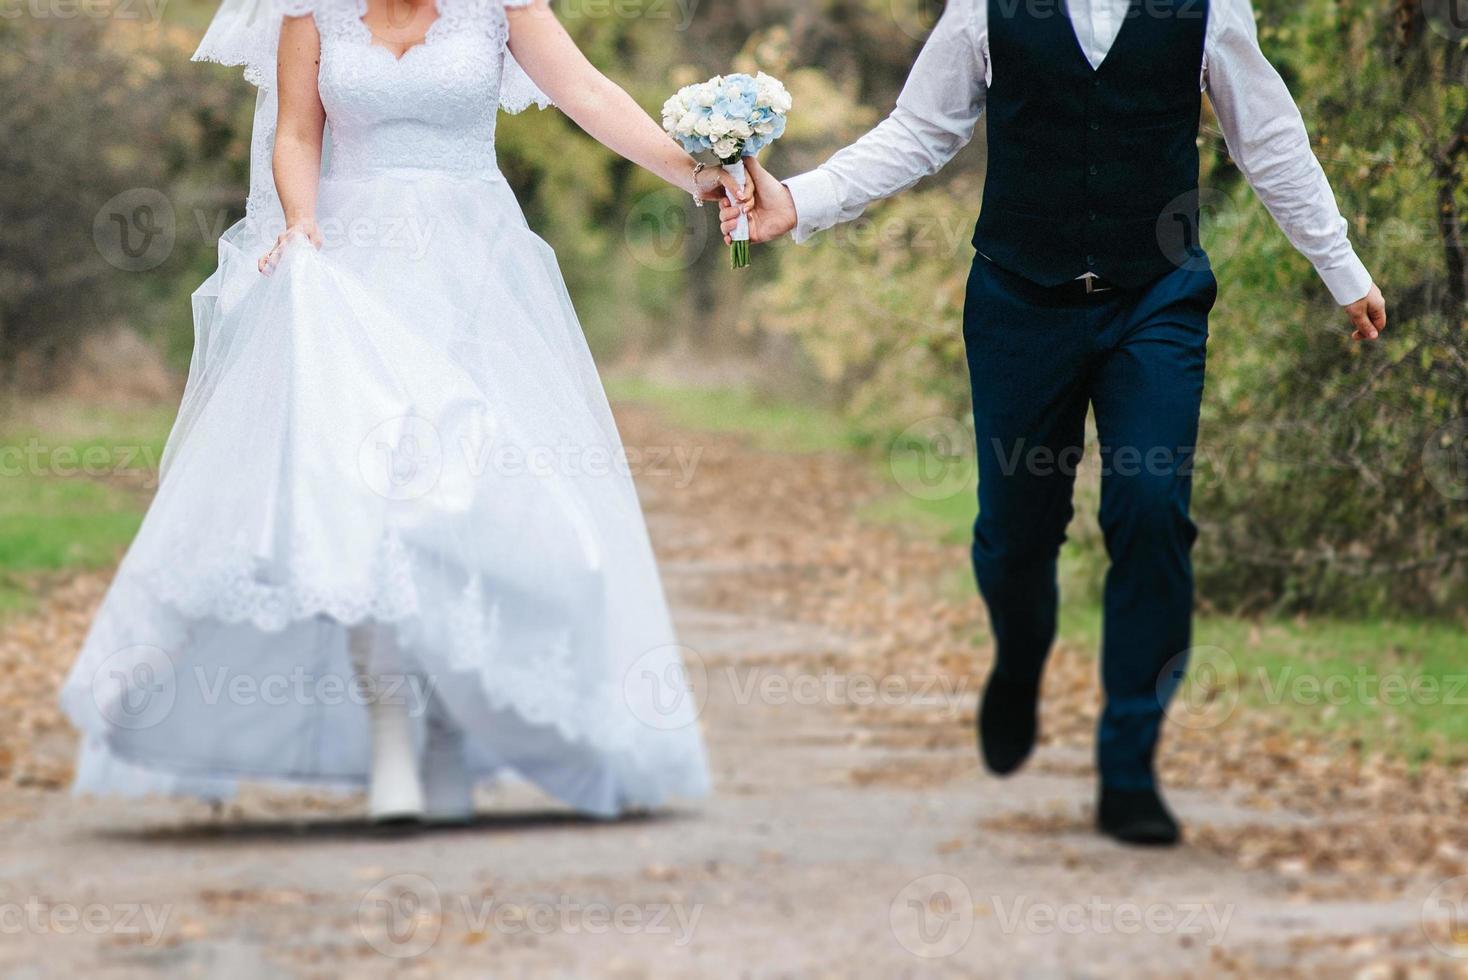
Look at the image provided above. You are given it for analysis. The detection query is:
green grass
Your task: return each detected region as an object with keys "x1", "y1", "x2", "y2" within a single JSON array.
[
  {"x1": 605, "y1": 376, "x2": 872, "y2": 455},
  {"x1": 1190, "y1": 618, "x2": 1468, "y2": 764},
  {"x1": 0, "y1": 401, "x2": 174, "y2": 617},
  {"x1": 610, "y1": 376, "x2": 1468, "y2": 764},
  {"x1": 859, "y1": 460, "x2": 978, "y2": 547},
  {"x1": 1056, "y1": 599, "x2": 1468, "y2": 762}
]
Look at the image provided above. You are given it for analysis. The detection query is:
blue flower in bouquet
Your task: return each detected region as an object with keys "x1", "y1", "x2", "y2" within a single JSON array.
[{"x1": 713, "y1": 74, "x2": 758, "y2": 120}]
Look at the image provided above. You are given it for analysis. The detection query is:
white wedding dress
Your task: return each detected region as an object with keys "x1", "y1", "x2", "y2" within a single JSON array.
[{"x1": 59, "y1": 0, "x2": 709, "y2": 816}]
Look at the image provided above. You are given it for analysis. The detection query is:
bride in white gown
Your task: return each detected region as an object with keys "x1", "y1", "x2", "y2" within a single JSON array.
[{"x1": 59, "y1": 0, "x2": 741, "y2": 821}]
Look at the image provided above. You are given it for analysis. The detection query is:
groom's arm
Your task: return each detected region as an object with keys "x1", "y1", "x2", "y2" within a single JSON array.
[
  {"x1": 1206, "y1": 0, "x2": 1385, "y2": 336},
  {"x1": 782, "y1": 0, "x2": 986, "y2": 242}
]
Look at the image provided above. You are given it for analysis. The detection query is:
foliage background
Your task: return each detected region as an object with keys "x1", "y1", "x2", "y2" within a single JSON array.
[{"x1": 1, "y1": 0, "x2": 1464, "y2": 618}]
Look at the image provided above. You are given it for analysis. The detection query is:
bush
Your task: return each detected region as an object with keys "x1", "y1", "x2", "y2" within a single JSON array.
[{"x1": 0, "y1": 14, "x2": 250, "y2": 390}]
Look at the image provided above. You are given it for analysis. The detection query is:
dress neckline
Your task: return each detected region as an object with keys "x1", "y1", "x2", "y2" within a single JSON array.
[{"x1": 353, "y1": 0, "x2": 444, "y2": 62}]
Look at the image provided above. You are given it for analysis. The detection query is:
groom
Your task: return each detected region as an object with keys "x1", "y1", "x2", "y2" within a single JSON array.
[{"x1": 722, "y1": 0, "x2": 1387, "y2": 845}]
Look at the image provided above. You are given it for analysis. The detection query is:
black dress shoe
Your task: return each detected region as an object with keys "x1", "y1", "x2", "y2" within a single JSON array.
[
  {"x1": 977, "y1": 668, "x2": 1040, "y2": 776},
  {"x1": 1097, "y1": 785, "x2": 1181, "y2": 846}
]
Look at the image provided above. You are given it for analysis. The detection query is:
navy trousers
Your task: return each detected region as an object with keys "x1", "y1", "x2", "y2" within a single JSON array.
[{"x1": 963, "y1": 254, "x2": 1217, "y2": 790}]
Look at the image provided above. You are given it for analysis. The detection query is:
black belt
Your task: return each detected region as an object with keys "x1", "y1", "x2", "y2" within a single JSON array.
[{"x1": 974, "y1": 253, "x2": 1121, "y2": 296}]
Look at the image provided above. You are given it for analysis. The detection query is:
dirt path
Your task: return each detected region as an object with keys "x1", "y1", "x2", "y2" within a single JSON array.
[{"x1": 0, "y1": 403, "x2": 1459, "y2": 977}]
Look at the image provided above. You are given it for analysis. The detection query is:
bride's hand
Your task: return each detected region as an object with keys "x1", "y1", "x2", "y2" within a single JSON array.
[
  {"x1": 695, "y1": 164, "x2": 752, "y2": 211},
  {"x1": 258, "y1": 222, "x2": 323, "y2": 276}
]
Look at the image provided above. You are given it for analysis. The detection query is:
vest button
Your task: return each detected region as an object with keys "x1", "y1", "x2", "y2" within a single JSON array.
[
  {"x1": 1088, "y1": 210, "x2": 1098, "y2": 222},
  {"x1": 1086, "y1": 255, "x2": 1096, "y2": 267},
  {"x1": 1089, "y1": 121, "x2": 1100, "y2": 132},
  {"x1": 1088, "y1": 164, "x2": 1098, "y2": 176}
]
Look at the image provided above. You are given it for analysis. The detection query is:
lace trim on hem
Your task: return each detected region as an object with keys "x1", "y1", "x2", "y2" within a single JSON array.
[
  {"x1": 132, "y1": 531, "x2": 422, "y2": 634},
  {"x1": 108, "y1": 537, "x2": 702, "y2": 763}
]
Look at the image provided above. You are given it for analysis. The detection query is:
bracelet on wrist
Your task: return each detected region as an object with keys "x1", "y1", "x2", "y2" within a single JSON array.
[{"x1": 690, "y1": 161, "x2": 707, "y2": 207}]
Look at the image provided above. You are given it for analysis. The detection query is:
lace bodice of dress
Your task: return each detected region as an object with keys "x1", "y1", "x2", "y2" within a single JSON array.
[
  {"x1": 193, "y1": 0, "x2": 550, "y2": 226},
  {"x1": 300, "y1": 0, "x2": 517, "y2": 181}
]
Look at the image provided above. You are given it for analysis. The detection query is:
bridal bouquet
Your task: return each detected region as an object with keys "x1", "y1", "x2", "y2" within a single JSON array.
[{"x1": 662, "y1": 72, "x2": 792, "y2": 269}]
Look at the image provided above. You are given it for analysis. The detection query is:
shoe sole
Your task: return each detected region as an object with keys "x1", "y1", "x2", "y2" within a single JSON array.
[{"x1": 1097, "y1": 824, "x2": 1181, "y2": 847}]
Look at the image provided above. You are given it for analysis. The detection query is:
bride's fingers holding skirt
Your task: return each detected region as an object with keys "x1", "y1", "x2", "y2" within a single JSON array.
[
  {"x1": 258, "y1": 223, "x2": 324, "y2": 276},
  {"x1": 257, "y1": 239, "x2": 284, "y2": 276}
]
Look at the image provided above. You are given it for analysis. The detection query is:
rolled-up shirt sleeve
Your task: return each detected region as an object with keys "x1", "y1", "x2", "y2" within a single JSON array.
[
  {"x1": 1206, "y1": 0, "x2": 1372, "y2": 305},
  {"x1": 784, "y1": 0, "x2": 986, "y2": 243}
]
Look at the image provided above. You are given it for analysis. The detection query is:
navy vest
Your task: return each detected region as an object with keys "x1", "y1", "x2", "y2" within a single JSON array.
[{"x1": 972, "y1": 0, "x2": 1210, "y2": 287}]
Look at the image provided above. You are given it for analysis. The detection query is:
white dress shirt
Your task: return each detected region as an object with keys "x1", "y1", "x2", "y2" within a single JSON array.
[{"x1": 783, "y1": 0, "x2": 1373, "y2": 306}]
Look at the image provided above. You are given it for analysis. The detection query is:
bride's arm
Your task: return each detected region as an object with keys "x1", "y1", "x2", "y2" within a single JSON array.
[
  {"x1": 260, "y1": 13, "x2": 327, "y2": 274},
  {"x1": 504, "y1": 1, "x2": 747, "y2": 207}
]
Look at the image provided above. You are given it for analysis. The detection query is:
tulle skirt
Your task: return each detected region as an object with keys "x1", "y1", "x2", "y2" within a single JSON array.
[{"x1": 59, "y1": 171, "x2": 710, "y2": 816}]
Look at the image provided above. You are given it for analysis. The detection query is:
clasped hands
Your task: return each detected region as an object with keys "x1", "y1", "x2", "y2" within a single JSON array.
[{"x1": 715, "y1": 156, "x2": 797, "y2": 248}]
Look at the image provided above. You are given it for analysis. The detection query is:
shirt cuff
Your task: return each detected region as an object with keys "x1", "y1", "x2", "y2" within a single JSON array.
[
  {"x1": 1316, "y1": 251, "x2": 1373, "y2": 306},
  {"x1": 783, "y1": 169, "x2": 841, "y2": 244}
]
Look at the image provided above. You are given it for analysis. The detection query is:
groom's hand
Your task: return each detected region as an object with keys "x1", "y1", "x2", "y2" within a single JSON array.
[
  {"x1": 719, "y1": 157, "x2": 798, "y2": 245},
  {"x1": 1346, "y1": 283, "x2": 1387, "y2": 341}
]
